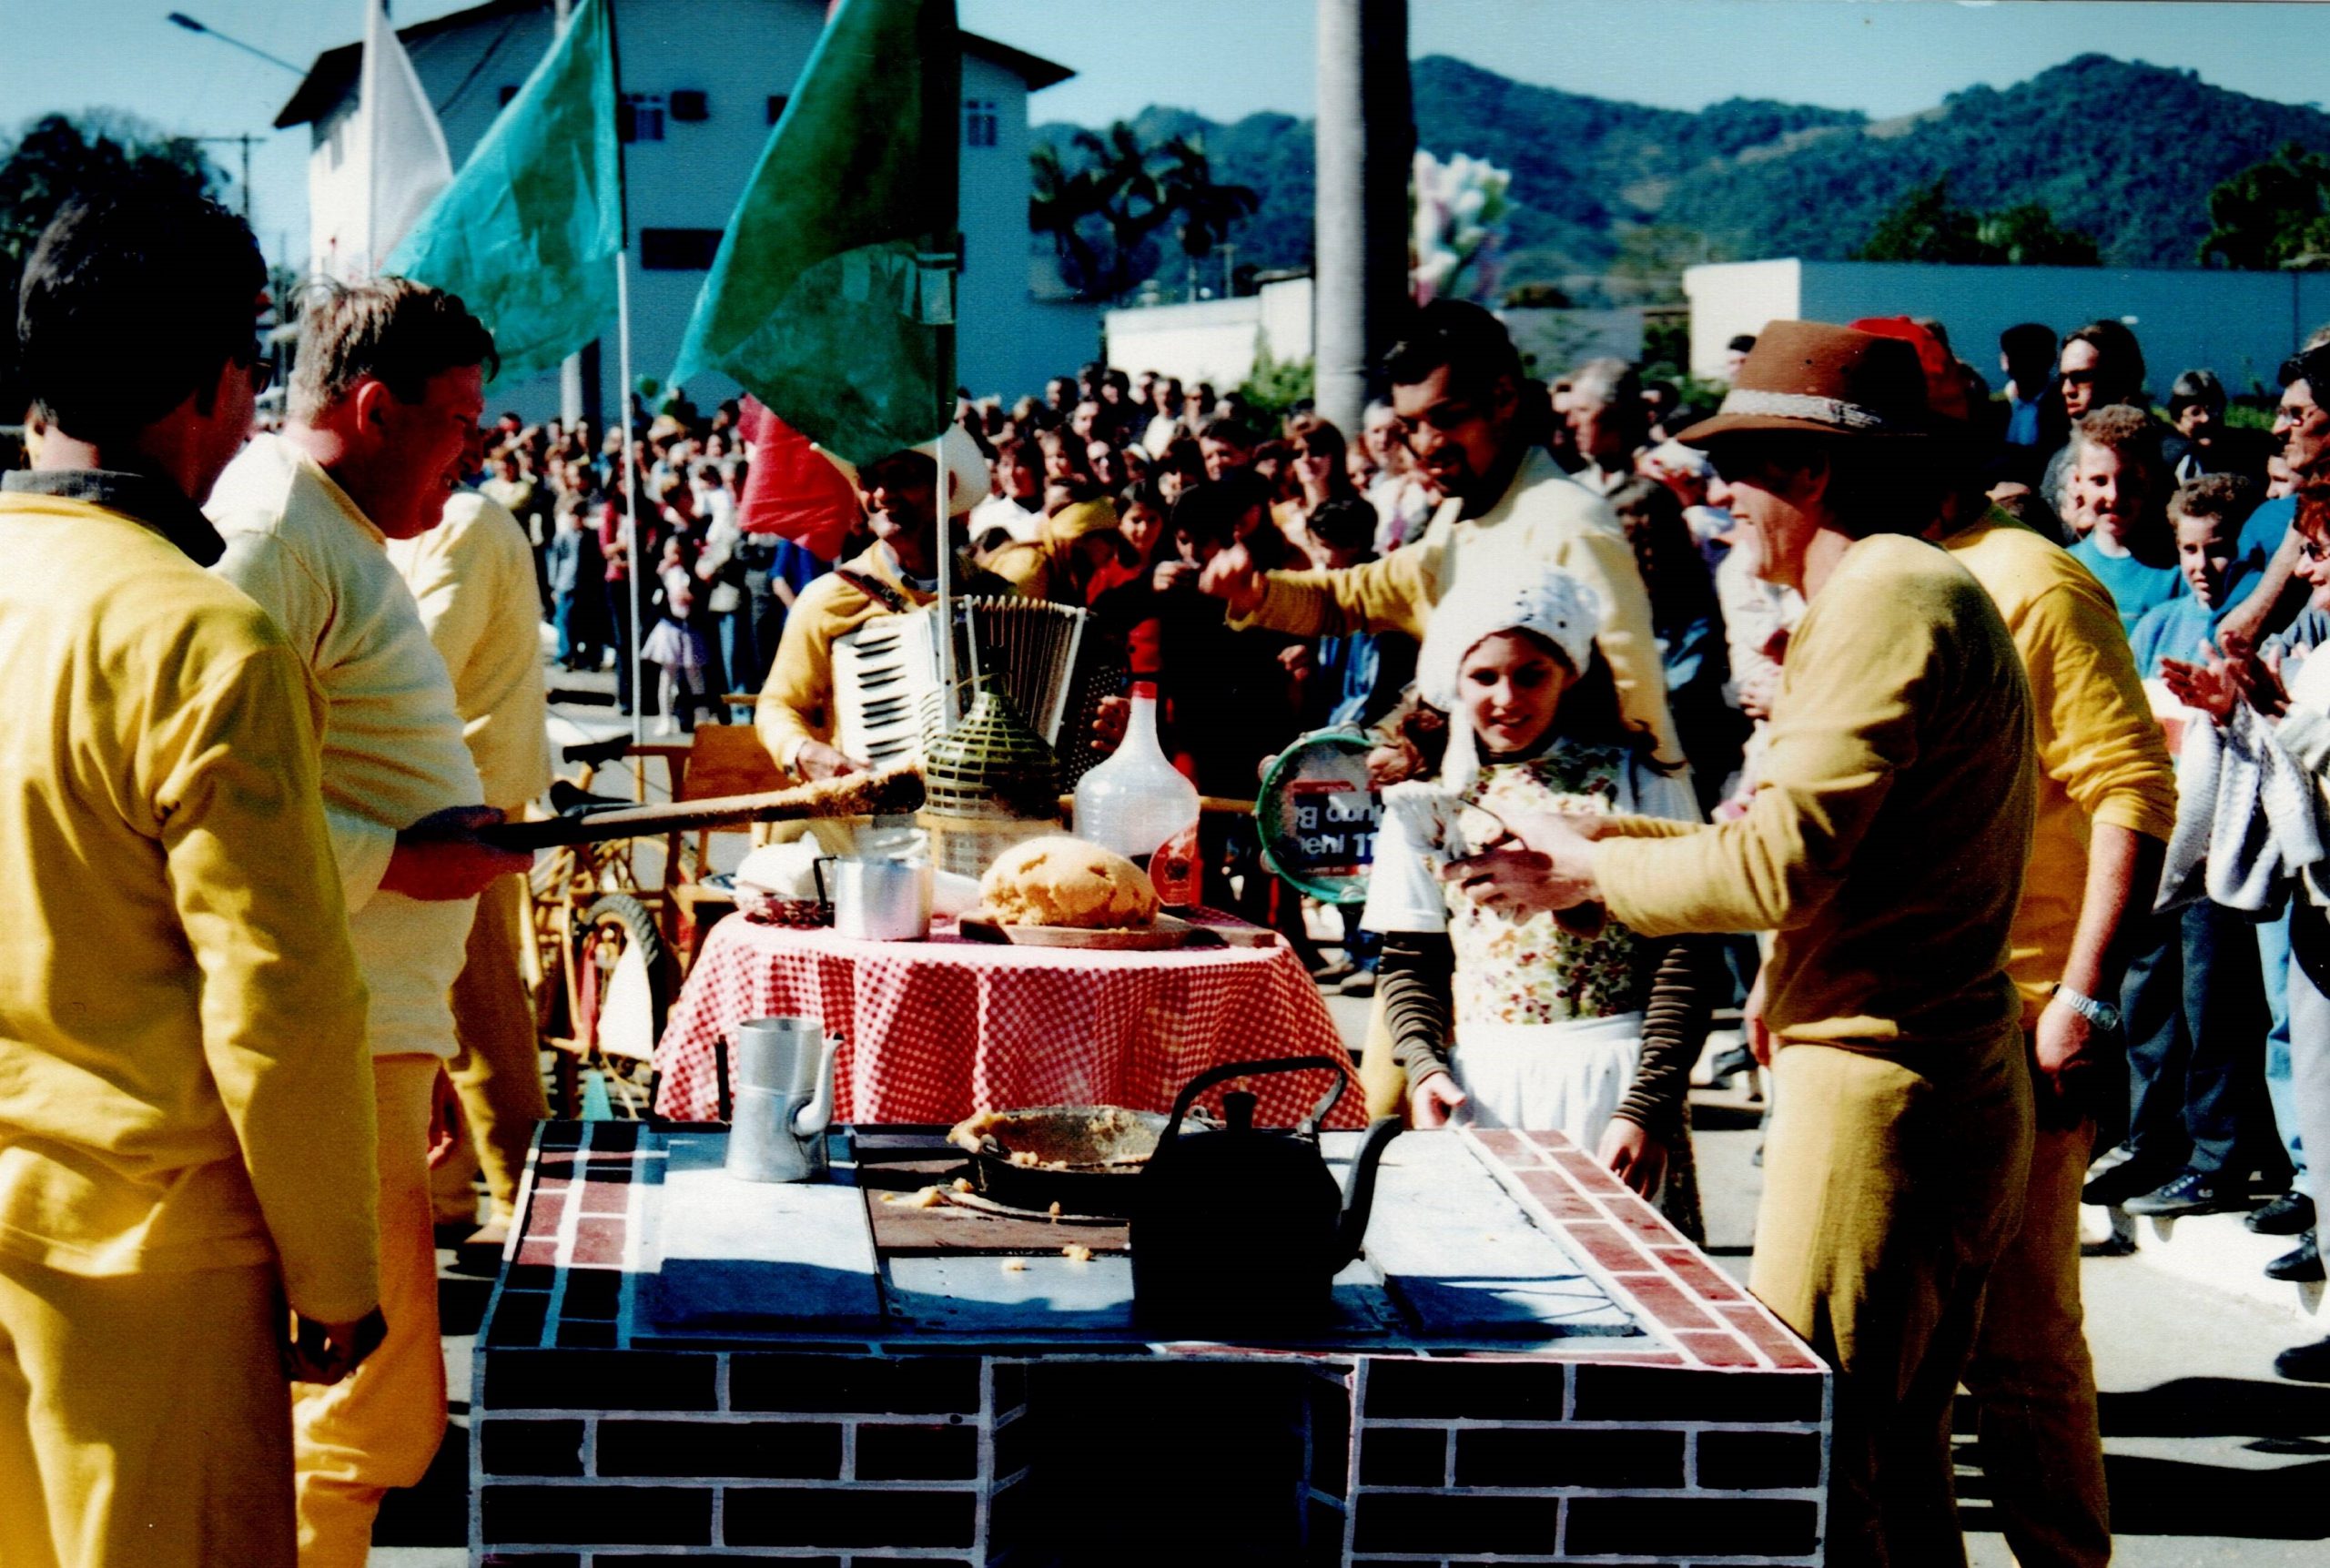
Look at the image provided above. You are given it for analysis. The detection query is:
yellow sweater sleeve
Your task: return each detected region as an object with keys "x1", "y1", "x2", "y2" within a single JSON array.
[
  {"x1": 153, "y1": 646, "x2": 381, "y2": 1324},
  {"x1": 1596, "y1": 588, "x2": 1937, "y2": 937},
  {"x1": 1236, "y1": 545, "x2": 1438, "y2": 641},
  {"x1": 1549, "y1": 523, "x2": 1686, "y2": 768},
  {"x1": 2018, "y1": 578, "x2": 2178, "y2": 844},
  {"x1": 755, "y1": 578, "x2": 852, "y2": 777}
]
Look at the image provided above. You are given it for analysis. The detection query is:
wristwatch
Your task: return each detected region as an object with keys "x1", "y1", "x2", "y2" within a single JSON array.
[{"x1": 2051, "y1": 983, "x2": 2122, "y2": 1035}]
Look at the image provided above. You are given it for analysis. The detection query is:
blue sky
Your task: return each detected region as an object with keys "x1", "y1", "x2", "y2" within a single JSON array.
[{"x1": 5, "y1": 1, "x2": 2328, "y2": 267}]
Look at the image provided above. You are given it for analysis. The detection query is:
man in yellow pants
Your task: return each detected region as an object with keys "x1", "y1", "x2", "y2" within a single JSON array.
[
  {"x1": 209, "y1": 278, "x2": 532, "y2": 1566},
  {"x1": 391, "y1": 431, "x2": 554, "y2": 1244},
  {"x1": 0, "y1": 193, "x2": 382, "y2": 1567},
  {"x1": 1873, "y1": 316, "x2": 2174, "y2": 1568},
  {"x1": 1475, "y1": 323, "x2": 2039, "y2": 1567}
]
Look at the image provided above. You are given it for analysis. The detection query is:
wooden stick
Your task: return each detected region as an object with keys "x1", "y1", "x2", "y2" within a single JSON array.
[{"x1": 485, "y1": 768, "x2": 927, "y2": 851}]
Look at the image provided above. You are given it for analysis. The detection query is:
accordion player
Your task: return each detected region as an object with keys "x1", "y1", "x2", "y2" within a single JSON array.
[{"x1": 754, "y1": 448, "x2": 1126, "y2": 783}]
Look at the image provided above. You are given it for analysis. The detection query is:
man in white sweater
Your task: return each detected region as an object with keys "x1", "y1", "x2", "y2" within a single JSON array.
[
  {"x1": 390, "y1": 427, "x2": 554, "y2": 1247},
  {"x1": 208, "y1": 278, "x2": 530, "y2": 1567}
]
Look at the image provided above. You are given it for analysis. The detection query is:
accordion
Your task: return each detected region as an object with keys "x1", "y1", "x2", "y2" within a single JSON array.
[{"x1": 832, "y1": 597, "x2": 1119, "y2": 779}]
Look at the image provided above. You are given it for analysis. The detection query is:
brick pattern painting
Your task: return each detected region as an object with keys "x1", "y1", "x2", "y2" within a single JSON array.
[{"x1": 473, "y1": 1121, "x2": 1829, "y2": 1564}]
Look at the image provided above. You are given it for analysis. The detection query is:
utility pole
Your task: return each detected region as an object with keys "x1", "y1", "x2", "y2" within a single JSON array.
[
  {"x1": 1313, "y1": 0, "x2": 1412, "y2": 432},
  {"x1": 192, "y1": 134, "x2": 260, "y2": 224}
]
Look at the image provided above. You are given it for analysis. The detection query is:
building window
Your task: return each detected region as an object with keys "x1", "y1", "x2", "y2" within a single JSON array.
[
  {"x1": 640, "y1": 228, "x2": 723, "y2": 270},
  {"x1": 620, "y1": 93, "x2": 665, "y2": 143},
  {"x1": 498, "y1": 85, "x2": 520, "y2": 107},
  {"x1": 670, "y1": 89, "x2": 708, "y2": 123},
  {"x1": 766, "y1": 94, "x2": 789, "y2": 126},
  {"x1": 965, "y1": 98, "x2": 998, "y2": 148}
]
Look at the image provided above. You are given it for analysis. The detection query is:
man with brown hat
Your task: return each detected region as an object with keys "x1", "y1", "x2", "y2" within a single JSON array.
[{"x1": 1453, "y1": 321, "x2": 2039, "y2": 1567}]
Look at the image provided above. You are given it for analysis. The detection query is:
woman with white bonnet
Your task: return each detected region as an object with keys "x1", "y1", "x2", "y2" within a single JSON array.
[{"x1": 1364, "y1": 563, "x2": 1711, "y2": 1237}]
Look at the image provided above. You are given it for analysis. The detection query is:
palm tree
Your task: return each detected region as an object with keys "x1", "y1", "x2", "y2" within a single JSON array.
[{"x1": 1028, "y1": 123, "x2": 1259, "y2": 302}]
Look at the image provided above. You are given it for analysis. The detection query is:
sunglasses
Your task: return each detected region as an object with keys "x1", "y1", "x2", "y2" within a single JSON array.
[{"x1": 234, "y1": 342, "x2": 275, "y2": 396}]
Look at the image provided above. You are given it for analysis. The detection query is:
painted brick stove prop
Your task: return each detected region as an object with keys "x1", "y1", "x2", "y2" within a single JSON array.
[{"x1": 471, "y1": 1120, "x2": 1830, "y2": 1565}]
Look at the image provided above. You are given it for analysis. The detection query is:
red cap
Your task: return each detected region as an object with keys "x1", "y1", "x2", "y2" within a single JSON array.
[{"x1": 1847, "y1": 316, "x2": 1970, "y2": 426}]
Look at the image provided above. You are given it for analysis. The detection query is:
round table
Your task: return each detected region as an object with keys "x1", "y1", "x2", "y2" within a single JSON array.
[{"x1": 653, "y1": 912, "x2": 1364, "y2": 1130}]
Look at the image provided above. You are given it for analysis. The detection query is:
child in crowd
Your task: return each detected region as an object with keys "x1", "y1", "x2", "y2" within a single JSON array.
[
  {"x1": 643, "y1": 534, "x2": 713, "y2": 734},
  {"x1": 2132, "y1": 473, "x2": 2258, "y2": 677},
  {"x1": 2068, "y1": 406, "x2": 2186, "y2": 633},
  {"x1": 1364, "y1": 566, "x2": 1708, "y2": 1237},
  {"x1": 1298, "y1": 496, "x2": 1418, "y2": 996},
  {"x1": 2163, "y1": 482, "x2": 2330, "y2": 1350}
]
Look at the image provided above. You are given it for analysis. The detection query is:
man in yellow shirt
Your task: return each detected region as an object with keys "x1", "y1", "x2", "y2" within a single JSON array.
[
  {"x1": 1198, "y1": 299, "x2": 1681, "y2": 770},
  {"x1": 0, "y1": 194, "x2": 382, "y2": 1567},
  {"x1": 208, "y1": 278, "x2": 531, "y2": 1567},
  {"x1": 389, "y1": 429, "x2": 555, "y2": 1247},
  {"x1": 1867, "y1": 318, "x2": 2176, "y2": 1568},
  {"x1": 1470, "y1": 324, "x2": 2039, "y2": 1568}
]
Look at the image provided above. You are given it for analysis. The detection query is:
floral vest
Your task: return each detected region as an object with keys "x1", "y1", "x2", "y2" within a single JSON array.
[{"x1": 1445, "y1": 742, "x2": 1649, "y2": 1029}]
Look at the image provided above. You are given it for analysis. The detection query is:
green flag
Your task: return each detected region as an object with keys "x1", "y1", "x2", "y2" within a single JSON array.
[
  {"x1": 669, "y1": 0, "x2": 959, "y2": 465},
  {"x1": 386, "y1": 0, "x2": 621, "y2": 385}
]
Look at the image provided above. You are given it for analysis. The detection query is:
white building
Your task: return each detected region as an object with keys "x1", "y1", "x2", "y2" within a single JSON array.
[
  {"x1": 1685, "y1": 258, "x2": 2330, "y2": 396},
  {"x1": 276, "y1": 0, "x2": 1099, "y2": 420},
  {"x1": 1102, "y1": 275, "x2": 1644, "y2": 394}
]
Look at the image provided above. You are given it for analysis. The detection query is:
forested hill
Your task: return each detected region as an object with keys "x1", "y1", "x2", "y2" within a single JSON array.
[{"x1": 1035, "y1": 53, "x2": 2330, "y2": 291}]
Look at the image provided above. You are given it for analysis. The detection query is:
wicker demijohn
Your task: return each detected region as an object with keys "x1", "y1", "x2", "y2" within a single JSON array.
[{"x1": 919, "y1": 680, "x2": 1065, "y2": 877}]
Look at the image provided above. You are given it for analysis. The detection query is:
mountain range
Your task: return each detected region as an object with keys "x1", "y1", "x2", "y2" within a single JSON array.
[{"x1": 1035, "y1": 54, "x2": 2330, "y2": 298}]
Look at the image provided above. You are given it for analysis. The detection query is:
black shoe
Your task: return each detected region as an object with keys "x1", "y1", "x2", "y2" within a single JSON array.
[
  {"x1": 2249, "y1": 1189, "x2": 2317, "y2": 1236},
  {"x1": 1707, "y1": 1043, "x2": 1757, "y2": 1084},
  {"x1": 2122, "y1": 1168, "x2": 2247, "y2": 1218},
  {"x1": 2274, "y1": 1336, "x2": 2330, "y2": 1382},
  {"x1": 2266, "y1": 1233, "x2": 2324, "y2": 1282},
  {"x1": 2082, "y1": 1143, "x2": 2167, "y2": 1208}
]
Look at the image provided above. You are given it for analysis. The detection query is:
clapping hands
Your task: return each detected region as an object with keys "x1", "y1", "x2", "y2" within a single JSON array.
[{"x1": 2161, "y1": 640, "x2": 2288, "y2": 723}]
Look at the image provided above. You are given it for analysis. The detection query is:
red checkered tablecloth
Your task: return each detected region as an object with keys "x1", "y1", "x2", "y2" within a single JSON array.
[{"x1": 653, "y1": 912, "x2": 1363, "y2": 1130}]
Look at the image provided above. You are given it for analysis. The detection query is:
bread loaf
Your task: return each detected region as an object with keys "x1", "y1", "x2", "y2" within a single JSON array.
[{"x1": 979, "y1": 836, "x2": 1160, "y2": 929}]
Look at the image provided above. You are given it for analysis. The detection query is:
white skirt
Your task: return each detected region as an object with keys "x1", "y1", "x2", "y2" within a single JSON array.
[{"x1": 1450, "y1": 1012, "x2": 1645, "y2": 1151}]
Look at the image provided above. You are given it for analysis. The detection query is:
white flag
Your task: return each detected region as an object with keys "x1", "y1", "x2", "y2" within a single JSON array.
[{"x1": 318, "y1": 1, "x2": 453, "y2": 279}]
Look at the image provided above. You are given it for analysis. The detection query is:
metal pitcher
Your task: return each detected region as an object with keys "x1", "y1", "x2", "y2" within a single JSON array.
[{"x1": 724, "y1": 1017, "x2": 840, "y2": 1183}]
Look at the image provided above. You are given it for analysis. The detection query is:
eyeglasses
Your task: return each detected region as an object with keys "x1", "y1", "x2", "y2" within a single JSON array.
[
  {"x1": 234, "y1": 342, "x2": 275, "y2": 396},
  {"x1": 1400, "y1": 397, "x2": 1484, "y2": 438}
]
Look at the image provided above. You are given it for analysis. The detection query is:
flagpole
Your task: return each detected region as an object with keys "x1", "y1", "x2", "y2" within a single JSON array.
[
  {"x1": 604, "y1": 0, "x2": 644, "y2": 746},
  {"x1": 619, "y1": 256, "x2": 645, "y2": 746},
  {"x1": 935, "y1": 431, "x2": 955, "y2": 732}
]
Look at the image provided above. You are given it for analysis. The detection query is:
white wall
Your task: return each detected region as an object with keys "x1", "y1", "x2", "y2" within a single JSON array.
[
  {"x1": 1681, "y1": 260, "x2": 1802, "y2": 380},
  {"x1": 313, "y1": 0, "x2": 1074, "y2": 423},
  {"x1": 1687, "y1": 258, "x2": 2329, "y2": 397},
  {"x1": 1104, "y1": 276, "x2": 1314, "y2": 390}
]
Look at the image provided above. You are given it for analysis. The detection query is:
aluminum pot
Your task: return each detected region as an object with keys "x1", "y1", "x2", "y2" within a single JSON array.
[{"x1": 813, "y1": 855, "x2": 932, "y2": 942}]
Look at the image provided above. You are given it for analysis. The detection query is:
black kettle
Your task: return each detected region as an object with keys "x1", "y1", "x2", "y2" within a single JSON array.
[{"x1": 1130, "y1": 1056, "x2": 1402, "y2": 1336}]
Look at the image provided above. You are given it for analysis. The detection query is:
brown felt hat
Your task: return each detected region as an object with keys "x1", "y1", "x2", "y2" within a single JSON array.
[{"x1": 1676, "y1": 319, "x2": 1932, "y2": 447}]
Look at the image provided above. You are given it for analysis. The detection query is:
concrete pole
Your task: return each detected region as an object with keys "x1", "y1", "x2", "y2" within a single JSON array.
[{"x1": 1313, "y1": 0, "x2": 1412, "y2": 433}]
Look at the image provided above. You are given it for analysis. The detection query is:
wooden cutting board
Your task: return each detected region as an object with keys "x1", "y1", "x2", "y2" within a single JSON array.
[{"x1": 956, "y1": 912, "x2": 1200, "y2": 950}]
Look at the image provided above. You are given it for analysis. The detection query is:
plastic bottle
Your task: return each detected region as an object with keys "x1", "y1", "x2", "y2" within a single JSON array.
[{"x1": 1073, "y1": 681, "x2": 1202, "y2": 909}]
